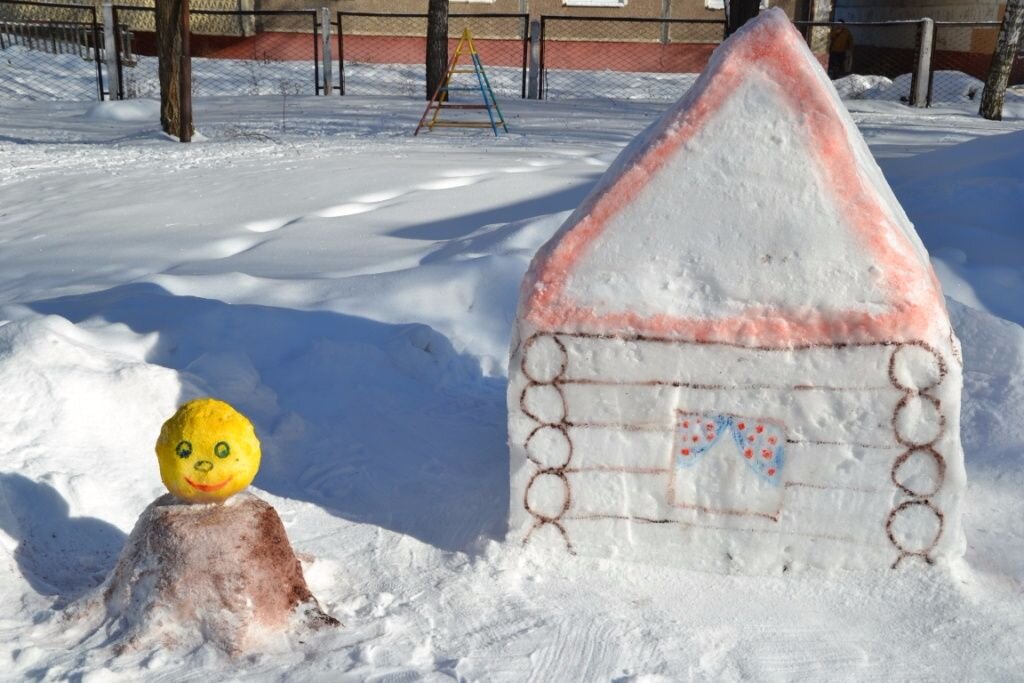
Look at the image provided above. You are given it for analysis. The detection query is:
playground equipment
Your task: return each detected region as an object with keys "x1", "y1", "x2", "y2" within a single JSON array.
[{"x1": 415, "y1": 28, "x2": 508, "y2": 136}]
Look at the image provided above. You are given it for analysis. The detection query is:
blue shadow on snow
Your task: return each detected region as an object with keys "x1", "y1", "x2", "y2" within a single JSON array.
[
  {"x1": 30, "y1": 283, "x2": 509, "y2": 554},
  {"x1": 0, "y1": 473, "x2": 126, "y2": 601}
]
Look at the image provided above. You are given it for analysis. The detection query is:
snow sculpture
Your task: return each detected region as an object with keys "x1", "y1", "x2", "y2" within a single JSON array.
[
  {"x1": 155, "y1": 398, "x2": 262, "y2": 503},
  {"x1": 507, "y1": 9, "x2": 964, "y2": 572},
  {"x1": 75, "y1": 399, "x2": 338, "y2": 653}
]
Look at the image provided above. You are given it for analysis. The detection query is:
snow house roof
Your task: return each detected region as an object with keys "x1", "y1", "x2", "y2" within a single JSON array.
[{"x1": 521, "y1": 9, "x2": 946, "y2": 349}]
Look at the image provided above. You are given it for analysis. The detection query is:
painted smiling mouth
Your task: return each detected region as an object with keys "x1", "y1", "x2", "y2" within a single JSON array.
[{"x1": 184, "y1": 476, "x2": 233, "y2": 492}]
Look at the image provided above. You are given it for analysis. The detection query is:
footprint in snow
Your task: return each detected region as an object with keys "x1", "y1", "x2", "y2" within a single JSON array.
[
  {"x1": 314, "y1": 203, "x2": 378, "y2": 218},
  {"x1": 352, "y1": 189, "x2": 406, "y2": 203},
  {"x1": 207, "y1": 235, "x2": 264, "y2": 258},
  {"x1": 244, "y1": 218, "x2": 289, "y2": 233},
  {"x1": 416, "y1": 176, "x2": 481, "y2": 191},
  {"x1": 439, "y1": 168, "x2": 490, "y2": 178}
]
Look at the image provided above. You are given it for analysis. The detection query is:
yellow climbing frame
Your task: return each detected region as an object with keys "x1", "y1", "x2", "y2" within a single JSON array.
[{"x1": 415, "y1": 28, "x2": 509, "y2": 136}]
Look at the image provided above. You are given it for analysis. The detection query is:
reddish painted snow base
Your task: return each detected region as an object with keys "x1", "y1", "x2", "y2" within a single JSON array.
[
  {"x1": 523, "y1": 9, "x2": 945, "y2": 348},
  {"x1": 89, "y1": 493, "x2": 338, "y2": 655}
]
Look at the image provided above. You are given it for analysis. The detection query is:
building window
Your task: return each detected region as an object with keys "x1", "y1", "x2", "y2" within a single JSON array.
[
  {"x1": 704, "y1": 0, "x2": 769, "y2": 9},
  {"x1": 564, "y1": 0, "x2": 627, "y2": 7}
]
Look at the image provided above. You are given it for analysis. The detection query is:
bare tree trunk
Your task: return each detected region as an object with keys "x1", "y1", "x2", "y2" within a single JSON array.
[
  {"x1": 725, "y1": 0, "x2": 762, "y2": 37},
  {"x1": 426, "y1": 0, "x2": 448, "y2": 100},
  {"x1": 156, "y1": 0, "x2": 193, "y2": 138},
  {"x1": 980, "y1": 0, "x2": 1024, "y2": 121}
]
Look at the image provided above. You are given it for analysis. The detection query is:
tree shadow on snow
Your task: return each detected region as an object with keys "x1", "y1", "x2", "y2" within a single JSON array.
[
  {"x1": 0, "y1": 473, "x2": 126, "y2": 602},
  {"x1": 30, "y1": 283, "x2": 509, "y2": 554}
]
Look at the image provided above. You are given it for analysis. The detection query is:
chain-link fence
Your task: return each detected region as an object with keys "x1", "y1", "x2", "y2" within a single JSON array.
[
  {"x1": 929, "y1": 21, "x2": 1017, "y2": 105},
  {"x1": 4, "y1": 2, "x2": 1023, "y2": 113},
  {"x1": 535, "y1": 17, "x2": 929, "y2": 104},
  {"x1": 337, "y1": 11, "x2": 528, "y2": 98},
  {"x1": 539, "y1": 17, "x2": 725, "y2": 101},
  {"x1": 111, "y1": 6, "x2": 319, "y2": 99},
  {"x1": 0, "y1": 0, "x2": 104, "y2": 101},
  {"x1": 797, "y1": 21, "x2": 923, "y2": 103}
]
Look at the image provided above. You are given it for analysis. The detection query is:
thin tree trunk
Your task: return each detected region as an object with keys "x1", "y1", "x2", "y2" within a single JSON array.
[
  {"x1": 426, "y1": 0, "x2": 448, "y2": 100},
  {"x1": 155, "y1": 0, "x2": 192, "y2": 137},
  {"x1": 980, "y1": 0, "x2": 1024, "y2": 121},
  {"x1": 725, "y1": 0, "x2": 762, "y2": 37}
]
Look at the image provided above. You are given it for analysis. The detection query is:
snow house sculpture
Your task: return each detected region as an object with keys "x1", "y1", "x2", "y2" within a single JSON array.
[{"x1": 507, "y1": 9, "x2": 965, "y2": 572}]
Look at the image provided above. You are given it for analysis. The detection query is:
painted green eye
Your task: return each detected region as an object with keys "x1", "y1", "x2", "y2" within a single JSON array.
[
  {"x1": 214, "y1": 441, "x2": 230, "y2": 459},
  {"x1": 176, "y1": 440, "x2": 192, "y2": 458}
]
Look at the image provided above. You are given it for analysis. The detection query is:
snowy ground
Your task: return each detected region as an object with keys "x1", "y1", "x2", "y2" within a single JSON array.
[{"x1": 0, "y1": 94, "x2": 1023, "y2": 681}]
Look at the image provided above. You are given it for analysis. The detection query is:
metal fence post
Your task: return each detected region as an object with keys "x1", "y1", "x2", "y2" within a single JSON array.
[
  {"x1": 102, "y1": 2, "x2": 120, "y2": 100},
  {"x1": 337, "y1": 12, "x2": 345, "y2": 95},
  {"x1": 911, "y1": 17, "x2": 934, "y2": 107},
  {"x1": 320, "y1": 7, "x2": 333, "y2": 95},
  {"x1": 660, "y1": 0, "x2": 671, "y2": 45},
  {"x1": 528, "y1": 19, "x2": 540, "y2": 99}
]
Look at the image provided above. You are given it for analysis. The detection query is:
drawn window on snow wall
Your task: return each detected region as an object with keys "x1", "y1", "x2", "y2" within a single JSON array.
[{"x1": 507, "y1": 10, "x2": 965, "y2": 572}]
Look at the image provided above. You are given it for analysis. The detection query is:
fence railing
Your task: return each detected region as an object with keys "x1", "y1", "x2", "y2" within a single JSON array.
[
  {"x1": 0, "y1": 0, "x2": 104, "y2": 101},
  {"x1": 929, "y1": 21, "x2": 1016, "y2": 105},
  {"x1": 1, "y1": 19, "x2": 97, "y2": 57},
  {"x1": 336, "y1": 11, "x2": 529, "y2": 99},
  {"x1": 110, "y1": 6, "x2": 319, "y2": 100}
]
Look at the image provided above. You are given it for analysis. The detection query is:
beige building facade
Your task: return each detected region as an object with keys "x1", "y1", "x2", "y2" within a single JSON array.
[
  {"x1": 834, "y1": 0, "x2": 1004, "y2": 23},
  {"x1": 259, "y1": 0, "x2": 821, "y2": 23}
]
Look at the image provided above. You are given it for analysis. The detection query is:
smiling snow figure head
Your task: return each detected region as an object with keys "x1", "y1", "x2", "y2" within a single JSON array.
[{"x1": 156, "y1": 398, "x2": 261, "y2": 503}]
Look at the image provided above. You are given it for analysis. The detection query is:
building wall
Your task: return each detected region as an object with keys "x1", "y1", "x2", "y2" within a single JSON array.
[
  {"x1": 833, "y1": 0, "x2": 1003, "y2": 23},
  {"x1": 834, "y1": 1, "x2": 1005, "y2": 62},
  {"x1": 292, "y1": 0, "x2": 809, "y2": 22}
]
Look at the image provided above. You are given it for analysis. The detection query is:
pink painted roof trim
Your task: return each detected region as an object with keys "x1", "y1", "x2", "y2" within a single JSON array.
[{"x1": 524, "y1": 13, "x2": 944, "y2": 348}]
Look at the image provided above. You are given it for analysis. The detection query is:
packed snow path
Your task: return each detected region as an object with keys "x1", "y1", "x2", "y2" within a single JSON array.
[{"x1": 0, "y1": 95, "x2": 1022, "y2": 680}]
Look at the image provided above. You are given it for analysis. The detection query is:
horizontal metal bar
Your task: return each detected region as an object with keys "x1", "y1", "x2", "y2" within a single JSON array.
[
  {"x1": 931, "y1": 21, "x2": 1001, "y2": 27},
  {"x1": 430, "y1": 122, "x2": 500, "y2": 127},
  {"x1": 0, "y1": 0, "x2": 93, "y2": 9},
  {"x1": 190, "y1": 9, "x2": 317, "y2": 16},
  {"x1": 793, "y1": 20, "x2": 929, "y2": 28},
  {"x1": 541, "y1": 16, "x2": 724, "y2": 25},
  {"x1": 0, "y1": 19, "x2": 94, "y2": 27},
  {"x1": 337, "y1": 11, "x2": 528, "y2": 20}
]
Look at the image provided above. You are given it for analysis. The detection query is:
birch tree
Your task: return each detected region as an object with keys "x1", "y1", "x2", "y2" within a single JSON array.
[{"x1": 980, "y1": 0, "x2": 1024, "y2": 121}]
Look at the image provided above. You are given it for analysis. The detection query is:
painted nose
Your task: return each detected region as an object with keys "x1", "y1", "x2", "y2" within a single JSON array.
[{"x1": 194, "y1": 460, "x2": 213, "y2": 473}]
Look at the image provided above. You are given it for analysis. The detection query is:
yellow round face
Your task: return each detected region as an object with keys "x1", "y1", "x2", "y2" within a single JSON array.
[{"x1": 155, "y1": 398, "x2": 261, "y2": 503}]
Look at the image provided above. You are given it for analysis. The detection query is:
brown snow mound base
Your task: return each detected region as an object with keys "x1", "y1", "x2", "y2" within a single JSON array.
[{"x1": 78, "y1": 492, "x2": 338, "y2": 654}]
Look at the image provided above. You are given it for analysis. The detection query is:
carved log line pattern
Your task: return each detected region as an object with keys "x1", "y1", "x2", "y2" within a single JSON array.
[
  {"x1": 565, "y1": 514, "x2": 881, "y2": 547},
  {"x1": 518, "y1": 333, "x2": 952, "y2": 568},
  {"x1": 886, "y1": 341, "x2": 949, "y2": 568},
  {"x1": 520, "y1": 335, "x2": 576, "y2": 553}
]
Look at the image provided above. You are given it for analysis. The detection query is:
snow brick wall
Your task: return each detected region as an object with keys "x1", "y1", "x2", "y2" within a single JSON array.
[{"x1": 507, "y1": 9, "x2": 965, "y2": 572}]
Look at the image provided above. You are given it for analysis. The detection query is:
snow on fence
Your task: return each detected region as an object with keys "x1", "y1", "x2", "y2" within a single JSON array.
[{"x1": 929, "y1": 21, "x2": 1024, "y2": 105}]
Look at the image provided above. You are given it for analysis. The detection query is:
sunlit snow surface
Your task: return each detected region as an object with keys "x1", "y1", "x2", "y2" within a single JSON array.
[{"x1": 0, "y1": 95, "x2": 1022, "y2": 680}]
